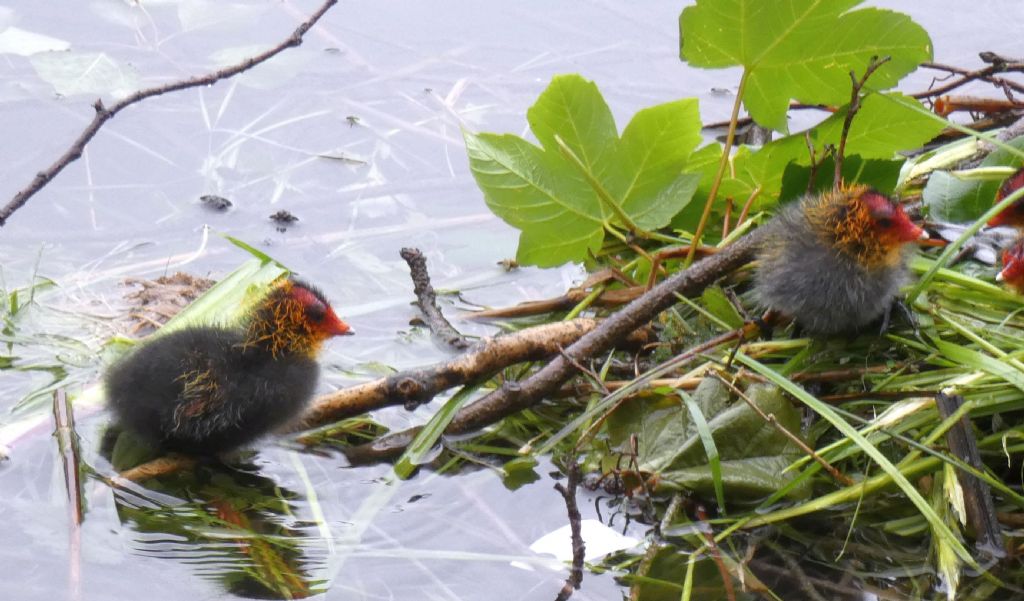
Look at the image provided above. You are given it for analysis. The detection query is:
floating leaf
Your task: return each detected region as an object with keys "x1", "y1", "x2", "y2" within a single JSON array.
[{"x1": 30, "y1": 51, "x2": 139, "y2": 99}]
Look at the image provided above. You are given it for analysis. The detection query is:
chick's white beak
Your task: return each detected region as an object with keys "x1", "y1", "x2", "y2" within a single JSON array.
[{"x1": 996, "y1": 271, "x2": 1006, "y2": 282}]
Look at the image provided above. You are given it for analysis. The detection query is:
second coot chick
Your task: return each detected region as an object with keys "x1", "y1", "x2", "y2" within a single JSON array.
[
  {"x1": 105, "y1": 278, "x2": 351, "y2": 455},
  {"x1": 753, "y1": 185, "x2": 927, "y2": 335}
]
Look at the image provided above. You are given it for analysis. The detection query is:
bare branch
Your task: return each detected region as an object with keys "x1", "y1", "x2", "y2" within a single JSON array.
[
  {"x1": 834, "y1": 56, "x2": 891, "y2": 188},
  {"x1": 0, "y1": 0, "x2": 339, "y2": 227},
  {"x1": 400, "y1": 247, "x2": 470, "y2": 350}
]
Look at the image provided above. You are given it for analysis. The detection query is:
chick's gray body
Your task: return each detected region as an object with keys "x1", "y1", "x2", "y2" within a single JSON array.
[
  {"x1": 752, "y1": 199, "x2": 910, "y2": 335},
  {"x1": 105, "y1": 327, "x2": 319, "y2": 454}
]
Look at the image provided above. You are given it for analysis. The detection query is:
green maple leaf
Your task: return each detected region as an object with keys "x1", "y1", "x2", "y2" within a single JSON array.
[
  {"x1": 465, "y1": 74, "x2": 703, "y2": 267},
  {"x1": 680, "y1": 0, "x2": 932, "y2": 132}
]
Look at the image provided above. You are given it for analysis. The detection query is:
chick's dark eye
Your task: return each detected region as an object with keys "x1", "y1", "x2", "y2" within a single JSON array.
[
  {"x1": 306, "y1": 302, "x2": 326, "y2": 321},
  {"x1": 876, "y1": 217, "x2": 893, "y2": 228}
]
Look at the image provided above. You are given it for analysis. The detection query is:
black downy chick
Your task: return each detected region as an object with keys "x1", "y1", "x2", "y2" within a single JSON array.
[
  {"x1": 753, "y1": 185, "x2": 927, "y2": 335},
  {"x1": 105, "y1": 278, "x2": 351, "y2": 455}
]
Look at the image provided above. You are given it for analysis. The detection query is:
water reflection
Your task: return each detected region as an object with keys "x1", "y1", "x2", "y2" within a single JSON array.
[{"x1": 107, "y1": 431, "x2": 322, "y2": 600}]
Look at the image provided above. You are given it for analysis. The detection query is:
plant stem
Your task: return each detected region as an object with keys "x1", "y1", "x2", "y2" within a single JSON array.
[{"x1": 685, "y1": 69, "x2": 749, "y2": 267}]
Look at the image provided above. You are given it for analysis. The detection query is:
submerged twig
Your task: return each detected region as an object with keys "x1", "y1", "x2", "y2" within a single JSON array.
[
  {"x1": 0, "y1": 0, "x2": 340, "y2": 227},
  {"x1": 53, "y1": 390, "x2": 84, "y2": 525},
  {"x1": 400, "y1": 247, "x2": 469, "y2": 350},
  {"x1": 53, "y1": 389, "x2": 83, "y2": 600},
  {"x1": 554, "y1": 459, "x2": 585, "y2": 601}
]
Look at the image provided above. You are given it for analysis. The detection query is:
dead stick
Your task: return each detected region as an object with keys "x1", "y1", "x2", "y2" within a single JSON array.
[
  {"x1": 0, "y1": 0, "x2": 339, "y2": 227},
  {"x1": 446, "y1": 229, "x2": 765, "y2": 435},
  {"x1": 934, "y1": 392, "x2": 1003, "y2": 555},
  {"x1": 554, "y1": 460, "x2": 585, "y2": 601},
  {"x1": 296, "y1": 318, "x2": 652, "y2": 430},
  {"x1": 400, "y1": 247, "x2": 469, "y2": 350}
]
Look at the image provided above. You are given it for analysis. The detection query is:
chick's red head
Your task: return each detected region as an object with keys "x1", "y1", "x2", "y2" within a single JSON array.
[
  {"x1": 998, "y1": 239, "x2": 1024, "y2": 293},
  {"x1": 988, "y1": 167, "x2": 1024, "y2": 228},
  {"x1": 287, "y1": 279, "x2": 352, "y2": 340},
  {"x1": 860, "y1": 189, "x2": 926, "y2": 245}
]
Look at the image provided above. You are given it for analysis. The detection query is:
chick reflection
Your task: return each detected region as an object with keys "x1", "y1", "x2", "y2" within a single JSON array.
[{"x1": 108, "y1": 449, "x2": 321, "y2": 600}]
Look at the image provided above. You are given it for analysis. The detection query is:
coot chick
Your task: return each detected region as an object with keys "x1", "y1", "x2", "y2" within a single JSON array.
[
  {"x1": 753, "y1": 185, "x2": 927, "y2": 335},
  {"x1": 987, "y1": 166, "x2": 1024, "y2": 228},
  {"x1": 105, "y1": 278, "x2": 351, "y2": 454},
  {"x1": 997, "y1": 238, "x2": 1024, "y2": 294}
]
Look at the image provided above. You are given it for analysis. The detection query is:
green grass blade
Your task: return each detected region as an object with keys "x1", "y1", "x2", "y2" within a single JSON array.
[
  {"x1": 394, "y1": 383, "x2": 482, "y2": 479},
  {"x1": 734, "y1": 352, "x2": 980, "y2": 570}
]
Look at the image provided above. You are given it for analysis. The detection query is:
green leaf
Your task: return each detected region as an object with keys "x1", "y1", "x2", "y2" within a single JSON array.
[
  {"x1": 779, "y1": 157, "x2": 903, "y2": 201},
  {"x1": 464, "y1": 131, "x2": 603, "y2": 267},
  {"x1": 680, "y1": 1, "x2": 932, "y2": 131},
  {"x1": 700, "y1": 285, "x2": 744, "y2": 329},
  {"x1": 808, "y1": 93, "x2": 946, "y2": 159},
  {"x1": 527, "y1": 75, "x2": 618, "y2": 181},
  {"x1": 605, "y1": 379, "x2": 809, "y2": 500},
  {"x1": 615, "y1": 99, "x2": 703, "y2": 228},
  {"x1": 923, "y1": 136, "x2": 1024, "y2": 222},
  {"x1": 465, "y1": 75, "x2": 704, "y2": 266}
]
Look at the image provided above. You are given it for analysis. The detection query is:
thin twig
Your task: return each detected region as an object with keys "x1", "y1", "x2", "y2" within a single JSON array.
[
  {"x1": 915, "y1": 59, "x2": 1024, "y2": 100},
  {"x1": 712, "y1": 374, "x2": 854, "y2": 487},
  {"x1": 451, "y1": 228, "x2": 766, "y2": 434},
  {"x1": 834, "y1": 56, "x2": 891, "y2": 188},
  {"x1": 554, "y1": 459, "x2": 586, "y2": 601},
  {"x1": 400, "y1": 247, "x2": 470, "y2": 350},
  {"x1": 0, "y1": 0, "x2": 339, "y2": 227}
]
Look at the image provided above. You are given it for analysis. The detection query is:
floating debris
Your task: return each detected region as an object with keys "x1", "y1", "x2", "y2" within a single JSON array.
[
  {"x1": 269, "y1": 210, "x2": 299, "y2": 232},
  {"x1": 199, "y1": 194, "x2": 232, "y2": 211}
]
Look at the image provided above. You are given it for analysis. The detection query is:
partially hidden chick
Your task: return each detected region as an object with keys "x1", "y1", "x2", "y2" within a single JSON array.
[
  {"x1": 990, "y1": 166, "x2": 1024, "y2": 293},
  {"x1": 997, "y1": 238, "x2": 1024, "y2": 294},
  {"x1": 987, "y1": 166, "x2": 1024, "y2": 228},
  {"x1": 753, "y1": 185, "x2": 927, "y2": 335},
  {"x1": 105, "y1": 277, "x2": 352, "y2": 455}
]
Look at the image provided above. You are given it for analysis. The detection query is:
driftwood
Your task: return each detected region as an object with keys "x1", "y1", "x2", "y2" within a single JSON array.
[{"x1": 295, "y1": 318, "x2": 653, "y2": 430}]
